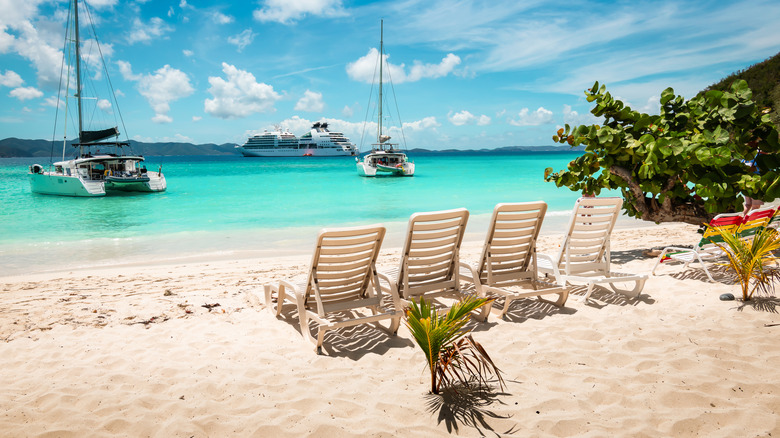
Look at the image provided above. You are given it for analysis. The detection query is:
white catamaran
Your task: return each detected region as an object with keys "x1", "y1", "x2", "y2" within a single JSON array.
[
  {"x1": 29, "y1": 0, "x2": 166, "y2": 197},
  {"x1": 356, "y1": 20, "x2": 415, "y2": 177}
]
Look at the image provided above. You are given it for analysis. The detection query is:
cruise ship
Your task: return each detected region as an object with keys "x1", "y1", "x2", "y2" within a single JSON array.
[{"x1": 236, "y1": 122, "x2": 358, "y2": 157}]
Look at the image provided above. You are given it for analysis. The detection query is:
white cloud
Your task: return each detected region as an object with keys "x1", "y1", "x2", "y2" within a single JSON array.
[
  {"x1": 152, "y1": 114, "x2": 173, "y2": 124},
  {"x1": 562, "y1": 104, "x2": 602, "y2": 126},
  {"x1": 9, "y1": 86, "x2": 43, "y2": 100},
  {"x1": 97, "y1": 99, "x2": 112, "y2": 111},
  {"x1": 346, "y1": 48, "x2": 461, "y2": 84},
  {"x1": 0, "y1": 70, "x2": 23, "y2": 87},
  {"x1": 43, "y1": 95, "x2": 63, "y2": 108},
  {"x1": 192, "y1": 116, "x2": 202, "y2": 122},
  {"x1": 253, "y1": 0, "x2": 347, "y2": 24},
  {"x1": 167, "y1": 6, "x2": 174, "y2": 18},
  {"x1": 117, "y1": 60, "x2": 140, "y2": 81},
  {"x1": 211, "y1": 11, "x2": 234, "y2": 24},
  {"x1": 204, "y1": 62, "x2": 281, "y2": 119},
  {"x1": 120, "y1": 61, "x2": 194, "y2": 123},
  {"x1": 84, "y1": 0, "x2": 118, "y2": 8},
  {"x1": 509, "y1": 107, "x2": 554, "y2": 126},
  {"x1": 227, "y1": 29, "x2": 255, "y2": 52},
  {"x1": 294, "y1": 90, "x2": 324, "y2": 112},
  {"x1": 341, "y1": 104, "x2": 354, "y2": 118},
  {"x1": 403, "y1": 116, "x2": 440, "y2": 131},
  {"x1": 182, "y1": 49, "x2": 193, "y2": 57},
  {"x1": 448, "y1": 110, "x2": 490, "y2": 126},
  {"x1": 448, "y1": 110, "x2": 474, "y2": 126},
  {"x1": 5, "y1": 18, "x2": 63, "y2": 89},
  {"x1": 127, "y1": 17, "x2": 173, "y2": 44}
]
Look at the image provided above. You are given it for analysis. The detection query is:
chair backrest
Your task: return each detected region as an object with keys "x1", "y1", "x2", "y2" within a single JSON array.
[
  {"x1": 556, "y1": 197, "x2": 622, "y2": 276},
  {"x1": 738, "y1": 206, "x2": 775, "y2": 238},
  {"x1": 477, "y1": 201, "x2": 547, "y2": 285},
  {"x1": 397, "y1": 208, "x2": 469, "y2": 299},
  {"x1": 698, "y1": 213, "x2": 743, "y2": 247},
  {"x1": 305, "y1": 224, "x2": 386, "y2": 316}
]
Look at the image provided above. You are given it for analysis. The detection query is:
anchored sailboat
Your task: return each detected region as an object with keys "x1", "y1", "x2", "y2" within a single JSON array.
[
  {"x1": 28, "y1": 0, "x2": 166, "y2": 197},
  {"x1": 356, "y1": 20, "x2": 415, "y2": 177}
]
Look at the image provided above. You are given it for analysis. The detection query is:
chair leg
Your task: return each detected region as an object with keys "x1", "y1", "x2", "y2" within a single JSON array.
[
  {"x1": 500, "y1": 297, "x2": 513, "y2": 319},
  {"x1": 583, "y1": 282, "x2": 596, "y2": 301},
  {"x1": 315, "y1": 327, "x2": 326, "y2": 354},
  {"x1": 388, "y1": 312, "x2": 401, "y2": 335}
]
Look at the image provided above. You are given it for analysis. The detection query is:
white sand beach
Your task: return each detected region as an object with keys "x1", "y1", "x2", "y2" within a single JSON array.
[{"x1": 1, "y1": 222, "x2": 779, "y2": 437}]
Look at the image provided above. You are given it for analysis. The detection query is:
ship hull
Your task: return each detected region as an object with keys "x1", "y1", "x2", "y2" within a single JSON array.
[{"x1": 238, "y1": 147, "x2": 356, "y2": 157}]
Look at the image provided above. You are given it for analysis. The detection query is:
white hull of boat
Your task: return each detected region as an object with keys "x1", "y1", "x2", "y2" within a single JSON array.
[
  {"x1": 29, "y1": 173, "x2": 105, "y2": 197},
  {"x1": 356, "y1": 159, "x2": 414, "y2": 177},
  {"x1": 238, "y1": 147, "x2": 356, "y2": 157},
  {"x1": 30, "y1": 172, "x2": 166, "y2": 196}
]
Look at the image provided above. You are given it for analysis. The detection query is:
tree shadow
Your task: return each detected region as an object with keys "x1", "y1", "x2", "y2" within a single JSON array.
[
  {"x1": 610, "y1": 248, "x2": 653, "y2": 264},
  {"x1": 425, "y1": 382, "x2": 518, "y2": 437},
  {"x1": 736, "y1": 296, "x2": 780, "y2": 313}
]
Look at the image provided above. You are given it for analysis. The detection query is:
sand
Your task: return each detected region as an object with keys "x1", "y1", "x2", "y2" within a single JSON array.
[{"x1": 1, "y1": 222, "x2": 779, "y2": 437}]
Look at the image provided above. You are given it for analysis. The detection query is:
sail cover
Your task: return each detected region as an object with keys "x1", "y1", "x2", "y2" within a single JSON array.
[{"x1": 79, "y1": 127, "x2": 119, "y2": 144}]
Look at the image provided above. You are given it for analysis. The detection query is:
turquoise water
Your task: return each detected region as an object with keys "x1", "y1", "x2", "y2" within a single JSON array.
[{"x1": 1, "y1": 152, "x2": 586, "y2": 274}]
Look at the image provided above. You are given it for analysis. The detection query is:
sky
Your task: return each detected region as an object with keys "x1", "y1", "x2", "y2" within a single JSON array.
[{"x1": 0, "y1": 0, "x2": 778, "y2": 150}]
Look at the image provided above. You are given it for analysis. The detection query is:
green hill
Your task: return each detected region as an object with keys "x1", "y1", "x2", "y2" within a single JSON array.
[{"x1": 704, "y1": 51, "x2": 780, "y2": 125}]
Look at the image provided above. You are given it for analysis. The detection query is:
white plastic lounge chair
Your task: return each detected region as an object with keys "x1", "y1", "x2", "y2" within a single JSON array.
[
  {"x1": 264, "y1": 224, "x2": 401, "y2": 353},
  {"x1": 651, "y1": 213, "x2": 743, "y2": 282},
  {"x1": 537, "y1": 197, "x2": 648, "y2": 301},
  {"x1": 459, "y1": 201, "x2": 568, "y2": 319},
  {"x1": 378, "y1": 208, "x2": 489, "y2": 321}
]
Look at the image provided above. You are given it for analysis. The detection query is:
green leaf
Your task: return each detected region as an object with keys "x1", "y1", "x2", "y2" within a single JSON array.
[{"x1": 660, "y1": 87, "x2": 675, "y2": 105}]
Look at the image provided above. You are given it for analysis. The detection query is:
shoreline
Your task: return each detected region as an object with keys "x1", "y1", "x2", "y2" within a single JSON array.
[
  {"x1": 1, "y1": 213, "x2": 661, "y2": 279},
  {"x1": 2, "y1": 221, "x2": 779, "y2": 436}
]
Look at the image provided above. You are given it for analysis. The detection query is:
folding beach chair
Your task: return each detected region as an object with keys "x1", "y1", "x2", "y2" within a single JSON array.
[
  {"x1": 460, "y1": 202, "x2": 568, "y2": 319},
  {"x1": 537, "y1": 197, "x2": 648, "y2": 301},
  {"x1": 264, "y1": 224, "x2": 401, "y2": 353},
  {"x1": 651, "y1": 213, "x2": 743, "y2": 282}
]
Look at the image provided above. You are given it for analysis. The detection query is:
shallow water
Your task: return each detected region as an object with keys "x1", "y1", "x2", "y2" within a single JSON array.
[{"x1": 1, "y1": 152, "x2": 591, "y2": 274}]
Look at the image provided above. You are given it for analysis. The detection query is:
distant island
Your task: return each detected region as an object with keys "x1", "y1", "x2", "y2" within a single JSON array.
[{"x1": 0, "y1": 137, "x2": 582, "y2": 158}]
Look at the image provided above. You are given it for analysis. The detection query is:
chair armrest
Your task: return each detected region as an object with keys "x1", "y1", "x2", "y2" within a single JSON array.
[
  {"x1": 376, "y1": 271, "x2": 402, "y2": 309},
  {"x1": 536, "y1": 252, "x2": 563, "y2": 284}
]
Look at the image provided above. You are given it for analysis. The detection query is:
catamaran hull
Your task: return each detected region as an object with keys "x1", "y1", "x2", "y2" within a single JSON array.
[
  {"x1": 356, "y1": 161, "x2": 414, "y2": 177},
  {"x1": 29, "y1": 173, "x2": 105, "y2": 197},
  {"x1": 30, "y1": 172, "x2": 166, "y2": 196}
]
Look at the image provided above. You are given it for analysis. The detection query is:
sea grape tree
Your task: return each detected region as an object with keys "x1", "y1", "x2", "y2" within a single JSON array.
[{"x1": 545, "y1": 79, "x2": 780, "y2": 225}]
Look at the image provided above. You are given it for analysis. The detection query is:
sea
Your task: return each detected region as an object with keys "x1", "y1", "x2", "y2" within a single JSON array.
[{"x1": 0, "y1": 151, "x2": 624, "y2": 276}]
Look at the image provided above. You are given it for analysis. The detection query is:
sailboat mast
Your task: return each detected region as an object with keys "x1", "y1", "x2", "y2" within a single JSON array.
[
  {"x1": 73, "y1": 0, "x2": 84, "y2": 154},
  {"x1": 378, "y1": 19, "x2": 383, "y2": 149}
]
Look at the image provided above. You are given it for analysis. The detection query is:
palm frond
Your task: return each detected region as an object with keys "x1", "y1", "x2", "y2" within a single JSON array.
[{"x1": 404, "y1": 296, "x2": 497, "y2": 394}]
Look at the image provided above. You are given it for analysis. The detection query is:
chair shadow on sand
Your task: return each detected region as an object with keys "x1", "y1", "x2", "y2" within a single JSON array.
[
  {"x1": 565, "y1": 284, "x2": 656, "y2": 308},
  {"x1": 668, "y1": 264, "x2": 738, "y2": 284},
  {"x1": 425, "y1": 382, "x2": 518, "y2": 437},
  {"x1": 270, "y1": 305, "x2": 414, "y2": 360}
]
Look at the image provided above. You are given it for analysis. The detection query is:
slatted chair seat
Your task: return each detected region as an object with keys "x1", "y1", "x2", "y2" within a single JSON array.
[
  {"x1": 459, "y1": 201, "x2": 568, "y2": 319},
  {"x1": 538, "y1": 197, "x2": 648, "y2": 301},
  {"x1": 264, "y1": 224, "x2": 401, "y2": 353}
]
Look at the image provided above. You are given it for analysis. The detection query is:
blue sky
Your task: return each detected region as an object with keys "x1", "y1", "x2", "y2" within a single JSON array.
[{"x1": 0, "y1": 0, "x2": 778, "y2": 150}]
